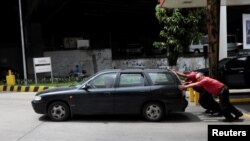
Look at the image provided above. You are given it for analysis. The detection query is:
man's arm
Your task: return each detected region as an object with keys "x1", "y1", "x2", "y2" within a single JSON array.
[
  {"x1": 178, "y1": 82, "x2": 200, "y2": 90},
  {"x1": 174, "y1": 71, "x2": 188, "y2": 78}
]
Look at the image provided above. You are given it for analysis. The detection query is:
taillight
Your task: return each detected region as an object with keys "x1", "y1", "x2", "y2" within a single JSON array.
[{"x1": 182, "y1": 90, "x2": 186, "y2": 97}]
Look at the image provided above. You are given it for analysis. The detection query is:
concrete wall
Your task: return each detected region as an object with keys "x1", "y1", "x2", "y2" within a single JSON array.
[
  {"x1": 112, "y1": 58, "x2": 169, "y2": 69},
  {"x1": 42, "y1": 49, "x2": 112, "y2": 77},
  {"x1": 113, "y1": 57, "x2": 207, "y2": 72},
  {"x1": 177, "y1": 57, "x2": 207, "y2": 72},
  {"x1": 28, "y1": 49, "x2": 206, "y2": 77}
]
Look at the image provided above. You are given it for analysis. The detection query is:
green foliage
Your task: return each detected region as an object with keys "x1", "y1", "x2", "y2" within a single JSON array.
[{"x1": 154, "y1": 4, "x2": 207, "y2": 66}]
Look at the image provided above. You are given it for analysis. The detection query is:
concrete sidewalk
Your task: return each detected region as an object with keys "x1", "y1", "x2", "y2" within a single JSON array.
[{"x1": 187, "y1": 101, "x2": 250, "y2": 122}]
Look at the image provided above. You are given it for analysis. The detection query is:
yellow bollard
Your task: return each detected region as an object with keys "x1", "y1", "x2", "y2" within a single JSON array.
[
  {"x1": 188, "y1": 88, "x2": 195, "y2": 102},
  {"x1": 6, "y1": 70, "x2": 16, "y2": 85},
  {"x1": 194, "y1": 91, "x2": 200, "y2": 106}
]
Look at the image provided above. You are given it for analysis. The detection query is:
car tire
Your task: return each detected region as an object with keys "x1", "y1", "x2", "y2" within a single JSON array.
[
  {"x1": 194, "y1": 49, "x2": 200, "y2": 54},
  {"x1": 48, "y1": 101, "x2": 70, "y2": 121},
  {"x1": 142, "y1": 102, "x2": 164, "y2": 122}
]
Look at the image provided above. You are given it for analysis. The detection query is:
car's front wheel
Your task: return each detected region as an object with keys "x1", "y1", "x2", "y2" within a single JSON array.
[
  {"x1": 194, "y1": 49, "x2": 200, "y2": 54},
  {"x1": 142, "y1": 102, "x2": 164, "y2": 121},
  {"x1": 48, "y1": 101, "x2": 70, "y2": 121}
]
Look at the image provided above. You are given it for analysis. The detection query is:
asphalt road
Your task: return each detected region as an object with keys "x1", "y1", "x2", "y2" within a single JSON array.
[{"x1": 0, "y1": 92, "x2": 249, "y2": 141}]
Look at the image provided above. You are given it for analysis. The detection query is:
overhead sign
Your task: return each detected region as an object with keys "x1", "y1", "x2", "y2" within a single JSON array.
[
  {"x1": 161, "y1": 0, "x2": 250, "y2": 8},
  {"x1": 35, "y1": 65, "x2": 52, "y2": 73},
  {"x1": 33, "y1": 57, "x2": 51, "y2": 65},
  {"x1": 221, "y1": 0, "x2": 250, "y2": 6},
  {"x1": 243, "y1": 14, "x2": 250, "y2": 49},
  {"x1": 161, "y1": 0, "x2": 206, "y2": 8},
  {"x1": 33, "y1": 57, "x2": 53, "y2": 84}
]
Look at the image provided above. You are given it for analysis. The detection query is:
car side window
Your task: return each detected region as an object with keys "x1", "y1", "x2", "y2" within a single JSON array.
[
  {"x1": 89, "y1": 73, "x2": 117, "y2": 89},
  {"x1": 148, "y1": 72, "x2": 175, "y2": 85},
  {"x1": 119, "y1": 73, "x2": 145, "y2": 87},
  {"x1": 201, "y1": 36, "x2": 208, "y2": 44},
  {"x1": 226, "y1": 57, "x2": 247, "y2": 68}
]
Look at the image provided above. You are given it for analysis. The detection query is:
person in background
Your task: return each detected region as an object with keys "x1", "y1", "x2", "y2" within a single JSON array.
[
  {"x1": 179, "y1": 72, "x2": 243, "y2": 122},
  {"x1": 175, "y1": 71, "x2": 221, "y2": 114},
  {"x1": 74, "y1": 65, "x2": 80, "y2": 73},
  {"x1": 69, "y1": 65, "x2": 81, "y2": 77}
]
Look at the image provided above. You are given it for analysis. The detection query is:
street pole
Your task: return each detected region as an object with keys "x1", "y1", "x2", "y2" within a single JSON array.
[
  {"x1": 207, "y1": 0, "x2": 220, "y2": 78},
  {"x1": 18, "y1": 0, "x2": 28, "y2": 85}
]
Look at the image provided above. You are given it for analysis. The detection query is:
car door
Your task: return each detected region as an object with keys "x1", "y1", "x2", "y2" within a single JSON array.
[
  {"x1": 223, "y1": 56, "x2": 247, "y2": 88},
  {"x1": 75, "y1": 72, "x2": 117, "y2": 114},
  {"x1": 245, "y1": 56, "x2": 250, "y2": 87},
  {"x1": 114, "y1": 72, "x2": 150, "y2": 114}
]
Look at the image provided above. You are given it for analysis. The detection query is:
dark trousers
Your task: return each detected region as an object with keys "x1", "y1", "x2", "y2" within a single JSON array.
[
  {"x1": 199, "y1": 90, "x2": 220, "y2": 113},
  {"x1": 219, "y1": 86, "x2": 242, "y2": 119}
]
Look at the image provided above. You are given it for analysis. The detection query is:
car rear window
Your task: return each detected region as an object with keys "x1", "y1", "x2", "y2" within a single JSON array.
[{"x1": 148, "y1": 72, "x2": 175, "y2": 85}]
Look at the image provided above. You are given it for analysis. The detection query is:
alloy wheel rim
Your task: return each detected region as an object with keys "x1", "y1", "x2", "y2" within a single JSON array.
[
  {"x1": 146, "y1": 105, "x2": 161, "y2": 120},
  {"x1": 51, "y1": 105, "x2": 66, "y2": 120}
]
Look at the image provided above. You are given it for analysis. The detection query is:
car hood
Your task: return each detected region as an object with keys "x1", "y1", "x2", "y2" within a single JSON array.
[{"x1": 36, "y1": 86, "x2": 78, "y2": 95}]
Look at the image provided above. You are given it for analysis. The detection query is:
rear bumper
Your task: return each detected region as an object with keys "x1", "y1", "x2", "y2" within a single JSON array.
[
  {"x1": 165, "y1": 98, "x2": 188, "y2": 113},
  {"x1": 182, "y1": 99, "x2": 188, "y2": 111}
]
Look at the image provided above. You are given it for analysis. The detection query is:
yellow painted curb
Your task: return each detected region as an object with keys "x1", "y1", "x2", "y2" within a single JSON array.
[
  {"x1": 0, "y1": 85, "x2": 50, "y2": 92},
  {"x1": 14, "y1": 86, "x2": 18, "y2": 92},
  {"x1": 230, "y1": 98, "x2": 250, "y2": 103},
  {"x1": 7, "y1": 85, "x2": 11, "y2": 91},
  {"x1": 29, "y1": 86, "x2": 35, "y2": 92},
  {"x1": 21, "y1": 86, "x2": 26, "y2": 92},
  {"x1": 215, "y1": 98, "x2": 250, "y2": 103},
  {"x1": 38, "y1": 86, "x2": 45, "y2": 92}
]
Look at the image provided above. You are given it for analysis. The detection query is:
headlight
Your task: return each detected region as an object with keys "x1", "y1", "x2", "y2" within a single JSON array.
[{"x1": 34, "y1": 96, "x2": 42, "y2": 101}]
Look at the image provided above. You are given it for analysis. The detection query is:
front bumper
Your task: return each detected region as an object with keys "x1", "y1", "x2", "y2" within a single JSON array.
[{"x1": 31, "y1": 100, "x2": 47, "y2": 114}]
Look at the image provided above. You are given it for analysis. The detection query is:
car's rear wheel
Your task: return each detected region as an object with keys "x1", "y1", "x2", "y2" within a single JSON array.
[
  {"x1": 142, "y1": 102, "x2": 164, "y2": 121},
  {"x1": 48, "y1": 101, "x2": 70, "y2": 121}
]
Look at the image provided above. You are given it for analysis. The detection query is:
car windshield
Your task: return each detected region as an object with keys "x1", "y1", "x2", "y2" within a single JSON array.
[
  {"x1": 218, "y1": 57, "x2": 232, "y2": 69},
  {"x1": 201, "y1": 36, "x2": 208, "y2": 44},
  {"x1": 72, "y1": 73, "x2": 98, "y2": 88}
]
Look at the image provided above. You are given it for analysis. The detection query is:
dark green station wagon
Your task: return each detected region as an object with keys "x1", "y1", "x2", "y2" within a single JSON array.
[{"x1": 32, "y1": 69, "x2": 188, "y2": 121}]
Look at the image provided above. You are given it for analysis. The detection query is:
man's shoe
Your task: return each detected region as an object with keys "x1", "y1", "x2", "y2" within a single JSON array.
[
  {"x1": 223, "y1": 117, "x2": 234, "y2": 122},
  {"x1": 205, "y1": 109, "x2": 211, "y2": 114},
  {"x1": 212, "y1": 112, "x2": 223, "y2": 117},
  {"x1": 234, "y1": 113, "x2": 243, "y2": 120}
]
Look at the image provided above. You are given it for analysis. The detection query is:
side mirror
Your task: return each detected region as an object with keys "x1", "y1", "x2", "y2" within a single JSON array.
[{"x1": 83, "y1": 83, "x2": 91, "y2": 90}]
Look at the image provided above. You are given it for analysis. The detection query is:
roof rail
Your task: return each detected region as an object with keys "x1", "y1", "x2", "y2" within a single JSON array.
[{"x1": 125, "y1": 66, "x2": 145, "y2": 69}]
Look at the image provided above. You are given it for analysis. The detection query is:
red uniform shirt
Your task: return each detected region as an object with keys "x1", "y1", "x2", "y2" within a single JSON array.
[
  {"x1": 186, "y1": 72, "x2": 197, "y2": 82},
  {"x1": 197, "y1": 77, "x2": 225, "y2": 96},
  {"x1": 186, "y1": 72, "x2": 203, "y2": 92}
]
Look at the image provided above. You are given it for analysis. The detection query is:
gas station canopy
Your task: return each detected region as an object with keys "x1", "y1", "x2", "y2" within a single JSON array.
[{"x1": 160, "y1": 0, "x2": 250, "y2": 8}]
